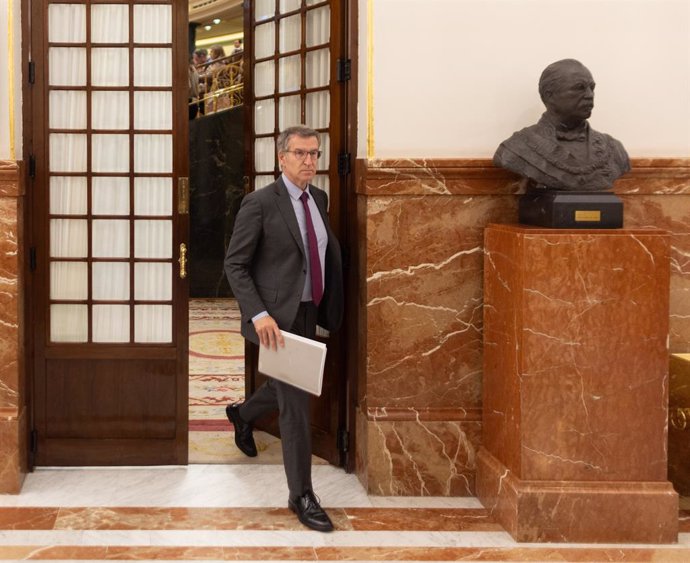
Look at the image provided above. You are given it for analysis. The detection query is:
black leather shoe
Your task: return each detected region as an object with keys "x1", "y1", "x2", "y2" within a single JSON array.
[
  {"x1": 225, "y1": 403, "x2": 257, "y2": 457},
  {"x1": 288, "y1": 490, "x2": 334, "y2": 532}
]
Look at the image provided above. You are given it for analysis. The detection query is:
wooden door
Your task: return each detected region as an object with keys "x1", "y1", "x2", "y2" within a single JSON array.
[
  {"x1": 243, "y1": 0, "x2": 350, "y2": 466},
  {"x1": 28, "y1": 0, "x2": 190, "y2": 465}
]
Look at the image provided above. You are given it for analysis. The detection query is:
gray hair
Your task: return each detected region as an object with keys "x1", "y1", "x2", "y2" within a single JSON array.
[
  {"x1": 538, "y1": 59, "x2": 590, "y2": 102},
  {"x1": 277, "y1": 125, "x2": 320, "y2": 153}
]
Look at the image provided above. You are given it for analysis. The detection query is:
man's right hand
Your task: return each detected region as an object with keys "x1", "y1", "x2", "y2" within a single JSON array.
[{"x1": 253, "y1": 315, "x2": 285, "y2": 350}]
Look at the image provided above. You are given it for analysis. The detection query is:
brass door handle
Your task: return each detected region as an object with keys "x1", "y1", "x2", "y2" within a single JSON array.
[{"x1": 179, "y1": 243, "x2": 187, "y2": 279}]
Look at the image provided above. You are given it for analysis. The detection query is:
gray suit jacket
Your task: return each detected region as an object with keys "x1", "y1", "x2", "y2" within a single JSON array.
[{"x1": 224, "y1": 177, "x2": 344, "y2": 345}]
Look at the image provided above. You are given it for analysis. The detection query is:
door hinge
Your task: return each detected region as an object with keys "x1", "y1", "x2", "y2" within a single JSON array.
[
  {"x1": 30, "y1": 429, "x2": 38, "y2": 456},
  {"x1": 29, "y1": 247, "x2": 36, "y2": 272},
  {"x1": 28, "y1": 60, "x2": 35, "y2": 85},
  {"x1": 29, "y1": 154, "x2": 36, "y2": 178},
  {"x1": 337, "y1": 152, "x2": 351, "y2": 177},
  {"x1": 337, "y1": 58, "x2": 351, "y2": 82},
  {"x1": 337, "y1": 429, "x2": 349, "y2": 453}
]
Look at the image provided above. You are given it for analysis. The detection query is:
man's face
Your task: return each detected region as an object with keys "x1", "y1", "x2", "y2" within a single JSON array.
[
  {"x1": 544, "y1": 66, "x2": 595, "y2": 125},
  {"x1": 193, "y1": 53, "x2": 206, "y2": 65},
  {"x1": 278, "y1": 135, "x2": 320, "y2": 189}
]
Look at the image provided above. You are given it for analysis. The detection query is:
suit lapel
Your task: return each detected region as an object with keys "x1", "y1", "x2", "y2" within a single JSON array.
[{"x1": 273, "y1": 177, "x2": 306, "y2": 257}]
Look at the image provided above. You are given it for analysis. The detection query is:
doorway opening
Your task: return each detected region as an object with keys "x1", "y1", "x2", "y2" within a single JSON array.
[
  {"x1": 187, "y1": 1, "x2": 248, "y2": 464},
  {"x1": 186, "y1": 0, "x2": 354, "y2": 469},
  {"x1": 24, "y1": 0, "x2": 353, "y2": 471}
]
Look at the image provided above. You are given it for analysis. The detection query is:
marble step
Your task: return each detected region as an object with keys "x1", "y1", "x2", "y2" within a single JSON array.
[{"x1": 0, "y1": 506, "x2": 689, "y2": 561}]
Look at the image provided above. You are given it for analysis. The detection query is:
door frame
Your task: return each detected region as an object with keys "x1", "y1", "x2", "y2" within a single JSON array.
[
  {"x1": 20, "y1": 0, "x2": 359, "y2": 471},
  {"x1": 342, "y1": 0, "x2": 359, "y2": 474},
  {"x1": 241, "y1": 0, "x2": 359, "y2": 470},
  {"x1": 23, "y1": 0, "x2": 190, "y2": 467}
]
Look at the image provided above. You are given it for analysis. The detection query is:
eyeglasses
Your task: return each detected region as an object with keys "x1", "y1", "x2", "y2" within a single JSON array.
[{"x1": 284, "y1": 149, "x2": 321, "y2": 161}]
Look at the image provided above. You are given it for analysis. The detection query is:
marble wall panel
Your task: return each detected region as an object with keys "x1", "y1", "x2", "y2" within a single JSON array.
[
  {"x1": 0, "y1": 161, "x2": 24, "y2": 198},
  {"x1": 615, "y1": 159, "x2": 690, "y2": 195},
  {"x1": 361, "y1": 159, "x2": 523, "y2": 196},
  {"x1": 0, "y1": 160, "x2": 26, "y2": 494},
  {"x1": 354, "y1": 158, "x2": 689, "y2": 496},
  {"x1": 0, "y1": 409, "x2": 27, "y2": 493},
  {"x1": 623, "y1": 195, "x2": 690, "y2": 351},
  {"x1": 0, "y1": 197, "x2": 20, "y2": 410},
  {"x1": 364, "y1": 195, "x2": 516, "y2": 410},
  {"x1": 0, "y1": 416, "x2": 20, "y2": 493},
  {"x1": 361, "y1": 414, "x2": 481, "y2": 496},
  {"x1": 356, "y1": 195, "x2": 369, "y2": 409}
]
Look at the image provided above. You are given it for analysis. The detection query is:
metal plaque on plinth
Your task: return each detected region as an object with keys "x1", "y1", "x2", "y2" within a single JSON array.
[{"x1": 519, "y1": 190, "x2": 623, "y2": 228}]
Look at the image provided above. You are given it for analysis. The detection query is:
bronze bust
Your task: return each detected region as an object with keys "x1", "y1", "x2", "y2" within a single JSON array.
[{"x1": 494, "y1": 59, "x2": 630, "y2": 191}]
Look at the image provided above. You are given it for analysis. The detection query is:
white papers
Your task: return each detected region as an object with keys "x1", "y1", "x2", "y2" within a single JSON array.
[{"x1": 258, "y1": 330, "x2": 327, "y2": 396}]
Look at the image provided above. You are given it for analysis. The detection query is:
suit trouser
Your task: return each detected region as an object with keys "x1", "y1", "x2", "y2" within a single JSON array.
[{"x1": 238, "y1": 301, "x2": 318, "y2": 497}]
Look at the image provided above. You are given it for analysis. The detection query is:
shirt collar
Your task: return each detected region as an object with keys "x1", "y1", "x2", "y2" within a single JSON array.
[{"x1": 282, "y1": 174, "x2": 311, "y2": 201}]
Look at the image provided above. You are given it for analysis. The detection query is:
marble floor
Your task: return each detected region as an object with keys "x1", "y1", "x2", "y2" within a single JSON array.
[
  {"x1": 0, "y1": 464, "x2": 689, "y2": 562},
  {"x1": 2, "y1": 301, "x2": 687, "y2": 561}
]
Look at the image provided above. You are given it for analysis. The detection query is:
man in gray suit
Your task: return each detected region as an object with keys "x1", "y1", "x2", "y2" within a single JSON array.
[{"x1": 224, "y1": 125, "x2": 343, "y2": 532}]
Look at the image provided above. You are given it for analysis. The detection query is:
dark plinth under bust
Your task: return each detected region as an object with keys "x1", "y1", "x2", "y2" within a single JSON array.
[{"x1": 519, "y1": 190, "x2": 623, "y2": 228}]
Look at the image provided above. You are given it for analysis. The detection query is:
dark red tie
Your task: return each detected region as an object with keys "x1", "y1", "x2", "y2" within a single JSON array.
[{"x1": 299, "y1": 191, "x2": 323, "y2": 306}]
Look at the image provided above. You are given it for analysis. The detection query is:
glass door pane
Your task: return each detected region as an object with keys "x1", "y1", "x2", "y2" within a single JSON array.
[
  {"x1": 251, "y1": 0, "x2": 335, "y2": 193},
  {"x1": 279, "y1": 15, "x2": 301, "y2": 52},
  {"x1": 255, "y1": 0, "x2": 276, "y2": 21},
  {"x1": 306, "y1": 6, "x2": 330, "y2": 47},
  {"x1": 46, "y1": 0, "x2": 175, "y2": 344}
]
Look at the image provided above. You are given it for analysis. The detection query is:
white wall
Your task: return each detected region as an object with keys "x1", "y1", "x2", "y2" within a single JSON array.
[
  {"x1": 0, "y1": 0, "x2": 22, "y2": 160},
  {"x1": 360, "y1": 0, "x2": 690, "y2": 158}
]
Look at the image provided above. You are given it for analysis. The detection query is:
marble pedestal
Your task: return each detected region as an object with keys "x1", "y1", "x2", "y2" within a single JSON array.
[
  {"x1": 668, "y1": 353, "x2": 690, "y2": 495},
  {"x1": 0, "y1": 161, "x2": 27, "y2": 494},
  {"x1": 476, "y1": 224, "x2": 678, "y2": 543}
]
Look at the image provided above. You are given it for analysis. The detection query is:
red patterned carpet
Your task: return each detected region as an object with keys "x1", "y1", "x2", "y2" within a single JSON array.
[
  {"x1": 188, "y1": 298, "x2": 287, "y2": 464},
  {"x1": 189, "y1": 298, "x2": 244, "y2": 432}
]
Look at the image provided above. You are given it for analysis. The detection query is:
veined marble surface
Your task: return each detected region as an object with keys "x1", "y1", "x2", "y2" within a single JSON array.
[
  {"x1": 354, "y1": 157, "x2": 690, "y2": 498},
  {"x1": 0, "y1": 465, "x2": 688, "y2": 561},
  {"x1": 0, "y1": 465, "x2": 482, "y2": 509}
]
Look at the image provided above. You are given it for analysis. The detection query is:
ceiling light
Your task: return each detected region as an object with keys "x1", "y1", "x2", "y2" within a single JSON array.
[
  {"x1": 213, "y1": 18, "x2": 221, "y2": 24},
  {"x1": 204, "y1": 25, "x2": 212, "y2": 31}
]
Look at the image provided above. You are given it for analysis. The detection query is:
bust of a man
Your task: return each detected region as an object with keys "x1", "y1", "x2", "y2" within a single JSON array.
[{"x1": 493, "y1": 59, "x2": 630, "y2": 191}]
